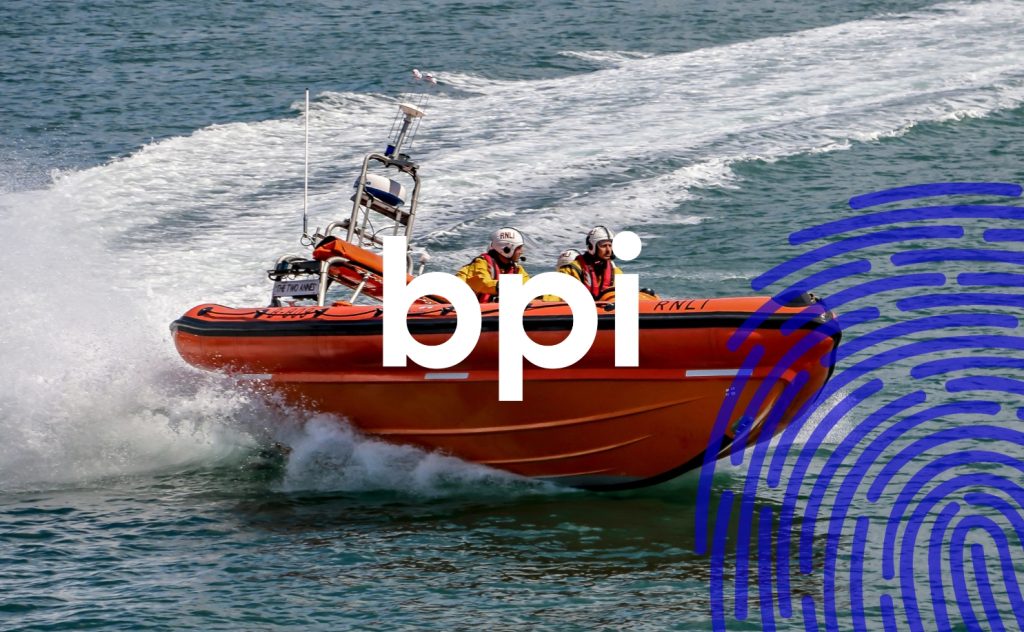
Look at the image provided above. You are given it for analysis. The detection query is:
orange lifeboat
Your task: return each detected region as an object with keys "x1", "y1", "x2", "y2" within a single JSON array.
[
  {"x1": 169, "y1": 96, "x2": 840, "y2": 489},
  {"x1": 171, "y1": 293, "x2": 839, "y2": 489}
]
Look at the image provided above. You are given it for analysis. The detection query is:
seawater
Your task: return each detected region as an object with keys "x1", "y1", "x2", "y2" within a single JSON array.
[{"x1": 2, "y1": 0, "x2": 1024, "y2": 629}]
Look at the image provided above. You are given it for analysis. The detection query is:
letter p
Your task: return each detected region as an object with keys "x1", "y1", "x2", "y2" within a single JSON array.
[{"x1": 498, "y1": 273, "x2": 597, "y2": 401}]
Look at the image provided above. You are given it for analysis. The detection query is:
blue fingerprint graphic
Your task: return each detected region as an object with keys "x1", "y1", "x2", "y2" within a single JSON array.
[{"x1": 699, "y1": 183, "x2": 1024, "y2": 630}]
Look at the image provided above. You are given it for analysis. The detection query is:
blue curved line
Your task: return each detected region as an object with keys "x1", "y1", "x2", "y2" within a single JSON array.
[
  {"x1": 947, "y1": 375, "x2": 1024, "y2": 396},
  {"x1": 773, "y1": 259, "x2": 872, "y2": 299},
  {"x1": 723, "y1": 336, "x2": 841, "y2": 614},
  {"x1": 734, "y1": 375, "x2": 808, "y2": 622},
  {"x1": 799, "y1": 390, "x2": 925, "y2": 529},
  {"x1": 745, "y1": 311, "x2": 913, "y2": 501},
  {"x1": 951, "y1": 519, "x2": 1010, "y2": 632},
  {"x1": 913, "y1": 357, "x2": 1024, "y2": 379},
  {"x1": 771, "y1": 378, "x2": 888, "y2": 493},
  {"x1": 731, "y1": 372, "x2": 811, "y2": 615},
  {"x1": 769, "y1": 336, "x2": 1024, "y2": 504},
  {"x1": 695, "y1": 345, "x2": 765, "y2": 555},
  {"x1": 802, "y1": 595, "x2": 819, "y2": 631},
  {"x1": 729, "y1": 190, "x2": 1024, "y2": 622},
  {"x1": 932, "y1": 511, "x2": 1018, "y2": 632},
  {"x1": 949, "y1": 523, "x2": 982, "y2": 632},
  {"x1": 1019, "y1": 407, "x2": 1024, "y2": 422},
  {"x1": 800, "y1": 392, "x2": 936, "y2": 575},
  {"x1": 897, "y1": 475, "x2": 1024, "y2": 632},
  {"x1": 772, "y1": 338, "x2": 1024, "y2": 508},
  {"x1": 882, "y1": 449, "x2": 1024, "y2": 581},
  {"x1": 834, "y1": 306, "x2": 882, "y2": 331},
  {"x1": 984, "y1": 229, "x2": 1024, "y2": 242},
  {"x1": 927, "y1": 503, "x2": 1021, "y2": 631},
  {"x1": 892, "y1": 247, "x2": 1024, "y2": 267},
  {"x1": 790, "y1": 205, "x2": 1024, "y2": 245},
  {"x1": 733, "y1": 321, "x2": 858, "y2": 484},
  {"x1": 728, "y1": 299, "x2": 839, "y2": 352},
  {"x1": 966, "y1": 492, "x2": 1024, "y2": 550},
  {"x1": 814, "y1": 411, "x2": 1003, "y2": 624},
  {"x1": 758, "y1": 507, "x2": 776, "y2": 631},
  {"x1": 755, "y1": 226, "x2": 963, "y2": 290},
  {"x1": 849, "y1": 183, "x2": 1022, "y2": 210},
  {"x1": 829, "y1": 336, "x2": 1024, "y2": 396},
  {"x1": 776, "y1": 380, "x2": 885, "y2": 617},
  {"x1": 928, "y1": 503, "x2": 961, "y2": 631},
  {"x1": 964, "y1": 493, "x2": 1024, "y2": 630},
  {"x1": 873, "y1": 425, "x2": 1021, "y2": 506},
  {"x1": 730, "y1": 359, "x2": 812, "y2": 466},
  {"x1": 819, "y1": 378, "x2": 901, "y2": 630},
  {"x1": 836, "y1": 313, "x2": 1017, "y2": 362},
  {"x1": 898, "y1": 292, "x2": 1024, "y2": 311},
  {"x1": 711, "y1": 490, "x2": 733, "y2": 632},
  {"x1": 880, "y1": 593, "x2": 897, "y2": 632},
  {"x1": 802, "y1": 444, "x2": 1017, "y2": 619},
  {"x1": 850, "y1": 516, "x2": 871, "y2": 632},
  {"x1": 781, "y1": 273, "x2": 947, "y2": 336},
  {"x1": 958, "y1": 272, "x2": 1024, "y2": 287},
  {"x1": 970, "y1": 541, "x2": 1005, "y2": 632},
  {"x1": 880, "y1": 450, "x2": 1024, "y2": 580},
  {"x1": 730, "y1": 324, "x2": 837, "y2": 469},
  {"x1": 814, "y1": 273, "x2": 947, "y2": 311},
  {"x1": 731, "y1": 372, "x2": 808, "y2": 469}
]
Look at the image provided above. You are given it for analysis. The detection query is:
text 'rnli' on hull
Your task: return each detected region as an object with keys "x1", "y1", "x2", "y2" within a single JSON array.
[{"x1": 171, "y1": 294, "x2": 840, "y2": 490}]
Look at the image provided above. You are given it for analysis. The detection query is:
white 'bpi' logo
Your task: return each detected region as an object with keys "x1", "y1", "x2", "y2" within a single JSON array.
[{"x1": 382, "y1": 233, "x2": 642, "y2": 401}]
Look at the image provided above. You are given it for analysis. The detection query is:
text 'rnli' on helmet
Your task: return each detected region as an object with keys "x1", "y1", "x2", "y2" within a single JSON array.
[
  {"x1": 586, "y1": 226, "x2": 615, "y2": 254},
  {"x1": 557, "y1": 249, "x2": 582, "y2": 269},
  {"x1": 490, "y1": 227, "x2": 525, "y2": 257}
]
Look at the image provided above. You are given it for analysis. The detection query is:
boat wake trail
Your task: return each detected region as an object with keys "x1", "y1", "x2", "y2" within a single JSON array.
[{"x1": 425, "y1": 0, "x2": 1024, "y2": 255}]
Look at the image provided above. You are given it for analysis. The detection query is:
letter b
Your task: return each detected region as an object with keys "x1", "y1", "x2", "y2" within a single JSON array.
[{"x1": 382, "y1": 236, "x2": 482, "y2": 369}]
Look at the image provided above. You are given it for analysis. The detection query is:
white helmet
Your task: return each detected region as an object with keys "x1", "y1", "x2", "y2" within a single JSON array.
[
  {"x1": 586, "y1": 225, "x2": 615, "y2": 254},
  {"x1": 556, "y1": 248, "x2": 582, "y2": 269},
  {"x1": 490, "y1": 227, "x2": 524, "y2": 257}
]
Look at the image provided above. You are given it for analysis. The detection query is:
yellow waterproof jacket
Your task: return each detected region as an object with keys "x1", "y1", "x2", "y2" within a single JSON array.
[
  {"x1": 456, "y1": 252, "x2": 529, "y2": 302},
  {"x1": 541, "y1": 259, "x2": 621, "y2": 302},
  {"x1": 558, "y1": 257, "x2": 621, "y2": 299}
]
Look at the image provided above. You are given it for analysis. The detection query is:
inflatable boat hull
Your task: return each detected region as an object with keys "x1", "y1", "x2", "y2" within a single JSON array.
[{"x1": 171, "y1": 297, "x2": 840, "y2": 489}]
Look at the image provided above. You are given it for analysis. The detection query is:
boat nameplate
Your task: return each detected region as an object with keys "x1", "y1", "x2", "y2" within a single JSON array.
[{"x1": 273, "y1": 278, "x2": 321, "y2": 298}]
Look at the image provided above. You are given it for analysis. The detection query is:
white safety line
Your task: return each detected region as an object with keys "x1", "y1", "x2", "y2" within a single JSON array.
[
  {"x1": 424, "y1": 372, "x2": 470, "y2": 380},
  {"x1": 684, "y1": 369, "x2": 752, "y2": 378}
]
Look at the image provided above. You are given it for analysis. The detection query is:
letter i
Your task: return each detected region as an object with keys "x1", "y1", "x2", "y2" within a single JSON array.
[{"x1": 612, "y1": 232, "x2": 642, "y2": 367}]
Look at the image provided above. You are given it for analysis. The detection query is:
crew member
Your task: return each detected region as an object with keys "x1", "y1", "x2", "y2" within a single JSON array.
[
  {"x1": 559, "y1": 226, "x2": 622, "y2": 300},
  {"x1": 538, "y1": 248, "x2": 584, "y2": 302},
  {"x1": 456, "y1": 227, "x2": 529, "y2": 303},
  {"x1": 555, "y1": 248, "x2": 583, "y2": 275}
]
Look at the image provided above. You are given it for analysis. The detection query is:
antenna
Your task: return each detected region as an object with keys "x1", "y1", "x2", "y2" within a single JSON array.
[
  {"x1": 302, "y1": 88, "x2": 310, "y2": 240},
  {"x1": 408, "y1": 72, "x2": 437, "y2": 151},
  {"x1": 383, "y1": 69, "x2": 435, "y2": 158},
  {"x1": 385, "y1": 103, "x2": 426, "y2": 159}
]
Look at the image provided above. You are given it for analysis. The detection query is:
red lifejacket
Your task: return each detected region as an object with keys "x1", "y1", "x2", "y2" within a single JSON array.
[
  {"x1": 575, "y1": 254, "x2": 616, "y2": 299},
  {"x1": 475, "y1": 251, "x2": 520, "y2": 303}
]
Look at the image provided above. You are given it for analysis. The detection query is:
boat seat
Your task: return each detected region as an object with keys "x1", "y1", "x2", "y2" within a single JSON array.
[{"x1": 350, "y1": 191, "x2": 410, "y2": 225}]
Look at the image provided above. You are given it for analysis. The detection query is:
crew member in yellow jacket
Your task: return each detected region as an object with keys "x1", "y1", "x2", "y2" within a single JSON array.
[
  {"x1": 558, "y1": 226, "x2": 622, "y2": 300},
  {"x1": 456, "y1": 227, "x2": 530, "y2": 303}
]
